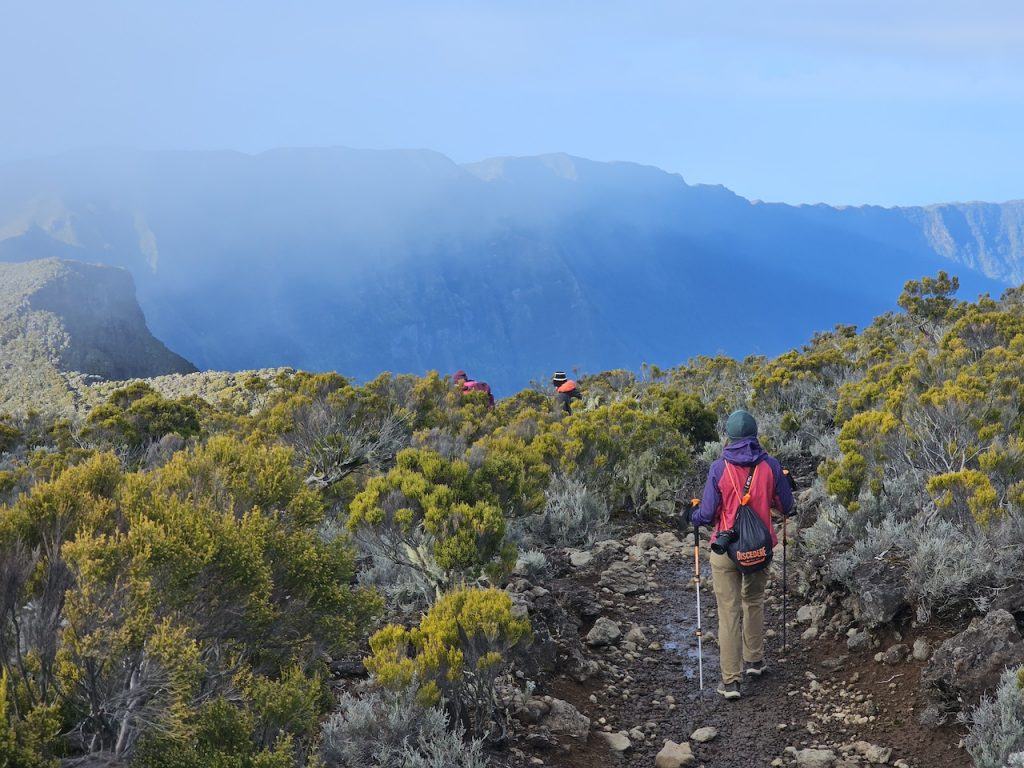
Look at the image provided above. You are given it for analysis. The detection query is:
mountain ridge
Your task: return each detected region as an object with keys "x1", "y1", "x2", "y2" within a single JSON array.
[{"x1": 0, "y1": 147, "x2": 1019, "y2": 392}]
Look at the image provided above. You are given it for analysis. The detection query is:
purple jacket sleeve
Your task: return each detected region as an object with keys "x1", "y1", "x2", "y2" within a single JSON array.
[
  {"x1": 693, "y1": 460, "x2": 723, "y2": 527},
  {"x1": 767, "y1": 456, "x2": 796, "y2": 515}
]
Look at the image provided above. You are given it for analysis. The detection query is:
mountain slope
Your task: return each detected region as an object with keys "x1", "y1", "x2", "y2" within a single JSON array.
[
  {"x1": 0, "y1": 259, "x2": 196, "y2": 413},
  {"x1": 0, "y1": 148, "x2": 1017, "y2": 391}
]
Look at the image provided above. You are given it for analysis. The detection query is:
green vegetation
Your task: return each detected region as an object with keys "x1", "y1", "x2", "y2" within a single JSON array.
[
  {"x1": 366, "y1": 587, "x2": 530, "y2": 736},
  {"x1": 0, "y1": 350, "x2": 715, "y2": 764},
  {"x1": 4, "y1": 270, "x2": 1024, "y2": 764}
]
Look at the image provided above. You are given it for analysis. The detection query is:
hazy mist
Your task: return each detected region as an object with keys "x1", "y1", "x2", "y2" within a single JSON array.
[{"x1": 1, "y1": 1, "x2": 1023, "y2": 205}]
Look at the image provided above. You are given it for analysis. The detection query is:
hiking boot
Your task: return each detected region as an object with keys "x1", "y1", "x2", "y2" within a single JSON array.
[
  {"x1": 744, "y1": 660, "x2": 767, "y2": 677},
  {"x1": 716, "y1": 680, "x2": 741, "y2": 700}
]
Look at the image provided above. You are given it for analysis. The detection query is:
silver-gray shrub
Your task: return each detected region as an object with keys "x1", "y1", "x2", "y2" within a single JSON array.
[
  {"x1": 992, "y1": 514, "x2": 1024, "y2": 581},
  {"x1": 515, "y1": 473, "x2": 609, "y2": 548},
  {"x1": 905, "y1": 517, "x2": 995, "y2": 621},
  {"x1": 333, "y1": 515, "x2": 438, "y2": 616},
  {"x1": 839, "y1": 467, "x2": 930, "y2": 539},
  {"x1": 800, "y1": 500, "x2": 845, "y2": 561},
  {"x1": 753, "y1": 412, "x2": 803, "y2": 463},
  {"x1": 614, "y1": 446, "x2": 678, "y2": 518},
  {"x1": 829, "y1": 515, "x2": 913, "y2": 587},
  {"x1": 319, "y1": 687, "x2": 487, "y2": 768},
  {"x1": 699, "y1": 440, "x2": 723, "y2": 465},
  {"x1": 876, "y1": 467, "x2": 931, "y2": 522},
  {"x1": 515, "y1": 549, "x2": 548, "y2": 578},
  {"x1": 412, "y1": 427, "x2": 467, "y2": 460},
  {"x1": 354, "y1": 545, "x2": 435, "y2": 616},
  {"x1": 965, "y1": 667, "x2": 1024, "y2": 768},
  {"x1": 770, "y1": 434, "x2": 806, "y2": 464},
  {"x1": 811, "y1": 429, "x2": 840, "y2": 463},
  {"x1": 827, "y1": 510, "x2": 1001, "y2": 621}
]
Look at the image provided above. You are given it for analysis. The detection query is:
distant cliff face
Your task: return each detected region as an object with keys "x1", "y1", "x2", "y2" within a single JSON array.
[
  {"x1": 911, "y1": 202, "x2": 1024, "y2": 284},
  {"x1": 0, "y1": 148, "x2": 1018, "y2": 392},
  {"x1": 0, "y1": 259, "x2": 196, "y2": 413}
]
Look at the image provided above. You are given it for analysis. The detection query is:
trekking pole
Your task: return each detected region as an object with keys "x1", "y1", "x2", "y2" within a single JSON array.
[
  {"x1": 782, "y1": 469, "x2": 797, "y2": 655},
  {"x1": 690, "y1": 498, "x2": 704, "y2": 692},
  {"x1": 782, "y1": 512, "x2": 788, "y2": 655}
]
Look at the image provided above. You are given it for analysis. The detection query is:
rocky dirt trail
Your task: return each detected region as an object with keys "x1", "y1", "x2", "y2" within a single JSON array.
[{"x1": 507, "y1": 530, "x2": 971, "y2": 768}]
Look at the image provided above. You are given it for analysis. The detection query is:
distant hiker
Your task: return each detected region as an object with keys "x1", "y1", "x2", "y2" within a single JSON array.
[
  {"x1": 453, "y1": 369, "x2": 495, "y2": 407},
  {"x1": 689, "y1": 409, "x2": 795, "y2": 700},
  {"x1": 551, "y1": 371, "x2": 582, "y2": 414}
]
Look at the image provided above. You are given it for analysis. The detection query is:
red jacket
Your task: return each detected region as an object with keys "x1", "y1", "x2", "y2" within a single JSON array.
[
  {"x1": 695, "y1": 437, "x2": 794, "y2": 547},
  {"x1": 715, "y1": 461, "x2": 780, "y2": 547}
]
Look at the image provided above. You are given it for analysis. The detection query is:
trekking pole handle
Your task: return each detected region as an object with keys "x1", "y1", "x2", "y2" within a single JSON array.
[
  {"x1": 690, "y1": 498, "x2": 701, "y2": 575},
  {"x1": 783, "y1": 468, "x2": 797, "y2": 491}
]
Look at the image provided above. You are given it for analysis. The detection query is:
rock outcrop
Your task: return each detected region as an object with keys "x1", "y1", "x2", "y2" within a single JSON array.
[
  {"x1": 920, "y1": 608, "x2": 1024, "y2": 723},
  {"x1": 848, "y1": 560, "x2": 909, "y2": 627},
  {"x1": 0, "y1": 259, "x2": 195, "y2": 414}
]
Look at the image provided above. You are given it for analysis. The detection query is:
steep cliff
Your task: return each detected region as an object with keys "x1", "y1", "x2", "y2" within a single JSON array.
[{"x1": 0, "y1": 259, "x2": 196, "y2": 414}]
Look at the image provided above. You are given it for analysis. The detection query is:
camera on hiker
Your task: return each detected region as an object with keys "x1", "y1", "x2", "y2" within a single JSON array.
[{"x1": 710, "y1": 528, "x2": 738, "y2": 555}]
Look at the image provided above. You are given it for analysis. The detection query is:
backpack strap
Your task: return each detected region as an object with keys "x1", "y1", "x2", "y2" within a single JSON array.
[{"x1": 726, "y1": 463, "x2": 758, "y2": 506}]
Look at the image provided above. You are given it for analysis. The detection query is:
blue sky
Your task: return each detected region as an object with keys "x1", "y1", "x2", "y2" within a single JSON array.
[{"x1": 1, "y1": 0, "x2": 1022, "y2": 206}]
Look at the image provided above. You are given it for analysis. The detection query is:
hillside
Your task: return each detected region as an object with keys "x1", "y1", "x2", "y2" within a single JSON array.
[
  {"x1": 0, "y1": 148, "x2": 1019, "y2": 391},
  {"x1": 0, "y1": 259, "x2": 196, "y2": 414},
  {"x1": 4, "y1": 274, "x2": 1024, "y2": 767}
]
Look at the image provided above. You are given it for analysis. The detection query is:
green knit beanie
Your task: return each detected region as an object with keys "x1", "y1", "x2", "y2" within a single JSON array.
[{"x1": 726, "y1": 409, "x2": 758, "y2": 439}]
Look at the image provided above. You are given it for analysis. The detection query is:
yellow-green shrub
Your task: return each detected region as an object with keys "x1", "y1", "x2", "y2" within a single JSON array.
[
  {"x1": 927, "y1": 470, "x2": 1001, "y2": 525},
  {"x1": 365, "y1": 587, "x2": 530, "y2": 734},
  {"x1": 84, "y1": 382, "x2": 202, "y2": 451},
  {"x1": 348, "y1": 449, "x2": 515, "y2": 587},
  {"x1": 826, "y1": 410, "x2": 899, "y2": 507},
  {"x1": 0, "y1": 437, "x2": 377, "y2": 763}
]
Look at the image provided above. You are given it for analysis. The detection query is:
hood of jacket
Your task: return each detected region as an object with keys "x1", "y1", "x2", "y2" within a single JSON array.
[{"x1": 721, "y1": 436, "x2": 768, "y2": 466}]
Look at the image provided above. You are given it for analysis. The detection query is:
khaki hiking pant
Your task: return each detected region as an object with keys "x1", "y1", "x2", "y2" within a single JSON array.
[{"x1": 710, "y1": 550, "x2": 768, "y2": 684}]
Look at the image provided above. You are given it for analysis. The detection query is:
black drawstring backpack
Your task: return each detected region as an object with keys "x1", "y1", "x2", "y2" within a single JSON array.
[{"x1": 723, "y1": 463, "x2": 774, "y2": 574}]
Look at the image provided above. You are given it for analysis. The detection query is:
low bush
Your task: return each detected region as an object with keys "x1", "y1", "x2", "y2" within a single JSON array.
[
  {"x1": 965, "y1": 667, "x2": 1024, "y2": 768},
  {"x1": 348, "y1": 449, "x2": 515, "y2": 591},
  {"x1": 904, "y1": 518, "x2": 996, "y2": 620},
  {"x1": 824, "y1": 510, "x2": 1003, "y2": 622},
  {"x1": 84, "y1": 381, "x2": 203, "y2": 459},
  {"x1": 514, "y1": 473, "x2": 609, "y2": 548},
  {"x1": 132, "y1": 695, "x2": 297, "y2": 768},
  {"x1": 364, "y1": 587, "x2": 530, "y2": 738},
  {"x1": 515, "y1": 549, "x2": 548, "y2": 577},
  {"x1": 355, "y1": 532, "x2": 438, "y2": 616},
  {"x1": 319, "y1": 687, "x2": 487, "y2": 768},
  {"x1": 799, "y1": 498, "x2": 845, "y2": 562},
  {"x1": 552, "y1": 398, "x2": 695, "y2": 519}
]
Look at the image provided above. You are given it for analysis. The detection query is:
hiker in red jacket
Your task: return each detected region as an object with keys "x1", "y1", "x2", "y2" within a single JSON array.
[
  {"x1": 690, "y1": 409, "x2": 795, "y2": 700},
  {"x1": 551, "y1": 371, "x2": 582, "y2": 414},
  {"x1": 453, "y1": 370, "x2": 495, "y2": 407}
]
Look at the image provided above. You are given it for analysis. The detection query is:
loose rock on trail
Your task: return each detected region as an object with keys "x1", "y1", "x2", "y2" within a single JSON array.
[{"x1": 506, "y1": 530, "x2": 970, "y2": 768}]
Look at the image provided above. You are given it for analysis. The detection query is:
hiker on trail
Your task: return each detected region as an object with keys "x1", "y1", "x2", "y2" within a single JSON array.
[
  {"x1": 688, "y1": 409, "x2": 795, "y2": 700},
  {"x1": 551, "y1": 371, "x2": 582, "y2": 414},
  {"x1": 453, "y1": 369, "x2": 495, "y2": 407}
]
